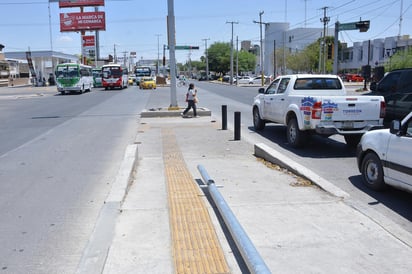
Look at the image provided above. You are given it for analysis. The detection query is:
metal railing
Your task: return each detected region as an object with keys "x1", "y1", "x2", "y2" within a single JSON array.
[{"x1": 197, "y1": 164, "x2": 271, "y2": 274}]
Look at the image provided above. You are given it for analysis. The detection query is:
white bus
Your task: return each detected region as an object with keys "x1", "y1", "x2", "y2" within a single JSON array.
[
  {"x1": 55, "y1": 63, "x2": 93, "y2": 95},
  {"x1": 102, "y1": 64, "x2": 129, "y2": 90}
]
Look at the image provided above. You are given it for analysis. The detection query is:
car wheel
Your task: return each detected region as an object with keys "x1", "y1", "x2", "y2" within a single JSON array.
[
  {"x1": 253, "y1": 107, "x2": 265, "y2": 130},
  {"x1": 361, "y1": 152, "x2": 386, "y2": 191},
  {"x1": 286, "y1": 117, "x2": 307, "y2": 148}
]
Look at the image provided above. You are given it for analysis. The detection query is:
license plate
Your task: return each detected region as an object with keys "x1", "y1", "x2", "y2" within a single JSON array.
[{"x1": 342, "y1": 121, "x2": 354, "y2": 128}]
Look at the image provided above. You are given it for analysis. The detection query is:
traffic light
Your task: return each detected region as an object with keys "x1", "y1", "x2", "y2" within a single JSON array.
[
  {"x1": 327, "y1": 44, "x2": 334, "y2": 59},
  {"x1": 355, "y1": 20, "x2": 370, "y2": 32}
]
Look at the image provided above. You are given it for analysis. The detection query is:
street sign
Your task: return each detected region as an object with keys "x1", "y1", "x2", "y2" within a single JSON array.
[
  {"x1": 339, "y1": 22, "x2": 357, "y2": 31},
  {"x1": 339, "y1": 20, "x2": 370, "y2": 32},
  {"x1": 166, "y1": 45, "x2": 199, "y2": 50}
]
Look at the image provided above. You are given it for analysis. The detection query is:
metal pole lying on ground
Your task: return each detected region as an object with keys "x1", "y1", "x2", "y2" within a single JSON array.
[{"x1": 197, "y1": 165, "x2": 271, "y2": 274}]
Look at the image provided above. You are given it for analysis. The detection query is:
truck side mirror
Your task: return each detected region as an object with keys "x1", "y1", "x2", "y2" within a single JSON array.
[
  {"x1": 258, "y1": 87, "x2": 265, "y2": 94},
  {"x1": 390, "y1": 120, "x2": 401, "y2": 134}
]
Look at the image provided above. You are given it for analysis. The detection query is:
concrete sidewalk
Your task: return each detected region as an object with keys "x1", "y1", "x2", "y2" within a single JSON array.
[{"x1": 102, "y1": 113, "x2": 412, "y2": 273}]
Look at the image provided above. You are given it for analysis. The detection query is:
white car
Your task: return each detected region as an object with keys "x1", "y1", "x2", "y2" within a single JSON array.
[
  {"x1": 357, "y1": 111, "x2": 412, "y2": 192},
  {"x1": 251, "y1": 75, "x2": 270, "y2": 85},
  {"x1": 235, "y1": 76, "x2": 254, "y2": 85}
]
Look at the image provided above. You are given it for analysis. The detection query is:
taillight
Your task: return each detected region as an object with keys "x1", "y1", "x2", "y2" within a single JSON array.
[
  {"x1": 311, "y1": 101, "x2": 322, "y2": 119},
  {"x1": 380, "y1": 100, "x2": 386, "y2": 118}
]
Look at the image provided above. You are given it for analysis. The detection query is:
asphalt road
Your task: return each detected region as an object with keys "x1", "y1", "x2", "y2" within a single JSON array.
[
  {"x1": 0, "y1": 82, "x2": 411, "y2": 272},
  {"x1": 194, "y1": 81, "x2": 412, "y2": 236},
  {"x1": 0, "y1": 85, "x2": 148, "y2": 273}
]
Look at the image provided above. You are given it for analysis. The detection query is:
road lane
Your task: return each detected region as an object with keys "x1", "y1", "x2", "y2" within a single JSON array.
[{"x1": 0, "y1": 87, "x2": 150, "y2": 273}]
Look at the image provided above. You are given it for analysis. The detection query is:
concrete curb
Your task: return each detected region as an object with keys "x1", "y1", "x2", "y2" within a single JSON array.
[
  {"x1": 254, "y1": 142, "x2": 350, "y2": 199},
  {"x1": 76, "y1": 144, "x2": 138, "y2": 274}
]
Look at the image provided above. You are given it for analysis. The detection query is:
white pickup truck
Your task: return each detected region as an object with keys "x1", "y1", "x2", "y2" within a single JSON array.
[{"x1": 252, "y1": 74, "x2": 386, "y2": 147}]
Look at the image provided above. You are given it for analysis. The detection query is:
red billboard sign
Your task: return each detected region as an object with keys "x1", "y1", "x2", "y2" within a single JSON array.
[
  {"x1": 60, "y1": 12, "x2": 106, "y2": 32},
  {"x1": 82, "y1": 35, "x2": 95, "y2": 47},
  {"x1": 59, "y1": 0, "x2": 104, "y2": 8}
]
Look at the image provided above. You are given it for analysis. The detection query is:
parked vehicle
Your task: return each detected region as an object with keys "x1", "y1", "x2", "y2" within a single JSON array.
[
  {"x1": 357, "y1": 111, "x2": 412, "y2": 192},
  {"x1": 345, "y1": 74, "x2": 364, "y2": 82},
  {"x1": 251, "y1": 75, "x2": 270, "y2": 85},
  {"x1": 252, "y1": 74, "x2": 386, "y2": 148},
  {"x1": 139, "y1": 77, "x2": 156, "y2": 89},
  {"x1": 369, "y1": 68, "x2": 412, "y2": 124},
  {"x1": 102, "y1": 64, "x2": 129, "y2": 90},
  {"x1": 235, "y1": 76, "x2": 254, "y2": 85},
  {"x1": 55, "y1": 63, "x2": 93, "y2": 95}
]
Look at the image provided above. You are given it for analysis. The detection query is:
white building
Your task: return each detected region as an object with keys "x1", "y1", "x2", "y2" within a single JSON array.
[{"x1": 264, "y1": 23, "x2": 334, "y2": 76}]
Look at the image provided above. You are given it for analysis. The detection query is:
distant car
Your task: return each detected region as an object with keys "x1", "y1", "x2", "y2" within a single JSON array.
[
  {"x1": 235, "y1": 76, "x2": 254, "y2": 85},
  {"x1": 128, "y1": 75, "x2": 136, "y2": 85},
  {"x1": 345, "y1": 74, "x2": 364, "y2": 82},
  {"x1": 356, "y1": 111, "x2": 412, "y2": 192},
  {"x1": 251, "y1": 75, "x2": 270, "y2": 85},
  {"x1": 139, "y1": 77, "x2": 156, "y2": 89}
]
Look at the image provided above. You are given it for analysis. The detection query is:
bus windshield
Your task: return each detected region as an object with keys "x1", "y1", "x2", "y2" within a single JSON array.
[
  {"x1": 103, "y1": 66, "x2": 123, "y2": 78},
  {"x1": 135, "y1": 66, "x2": 151, "y2": 77},
  {"x1": 56, "y1": 65, "x2": 79, "y2": 78}
]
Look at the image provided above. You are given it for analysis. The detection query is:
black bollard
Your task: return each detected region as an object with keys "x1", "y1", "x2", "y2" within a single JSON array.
[
  {"x1": 234, "y1": 111, "x2": 241, "y2": 140},
  {"x1": 222, "y1": 105, "x2": 227, "y2": 130}
]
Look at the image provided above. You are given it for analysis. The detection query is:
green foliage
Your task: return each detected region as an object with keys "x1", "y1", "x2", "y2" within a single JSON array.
[
  {"x1": 207, "y1": 42, "x2": 231, "y2": 74},
  {"x1": 385, "y1": 48, "x2": 412, "y2": 70},
  {"x1": 205, "y1": 42, "x2": 256, "y2": 74}
]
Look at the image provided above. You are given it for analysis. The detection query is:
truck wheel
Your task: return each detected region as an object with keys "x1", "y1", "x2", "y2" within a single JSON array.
[
  {"x1": 286, "y1": 118, "x2": 307, "y2": 148},
  {"x1": 344, "y1": 134, "x2": 362, "y2": 148},
  {"x1": 253, "y1": 107, "x2": 265, "y2": 130},
  {"x1": 361, "y1": 152, "x2": 386, "y2": 191}
]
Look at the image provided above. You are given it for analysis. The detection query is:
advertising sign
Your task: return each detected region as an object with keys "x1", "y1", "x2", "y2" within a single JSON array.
[
  {"x1": 60, "y1": 12, "x2": 106, "y2": 32},
  {"x1": 58, "y1": 0, "x2": 104, "y2": 8},
  {"x1": 82, "y1": 35, "x2": 96, "y2": 58}
]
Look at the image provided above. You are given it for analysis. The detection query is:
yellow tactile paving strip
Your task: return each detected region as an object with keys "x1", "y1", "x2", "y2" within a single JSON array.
[{"x1": 162, "y1": 128, "x2": 230, "y2": 274}]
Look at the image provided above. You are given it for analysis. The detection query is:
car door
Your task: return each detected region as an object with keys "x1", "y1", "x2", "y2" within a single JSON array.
[
  {"x1": 271, "y1": 77, "x2": 291, "y2": 121},
  {"x1": 262, "y1": 79, "x2": 279, "y2": 119},
  {"x1": 384, "y1": 116, "x2": 412, "y2": 187}
]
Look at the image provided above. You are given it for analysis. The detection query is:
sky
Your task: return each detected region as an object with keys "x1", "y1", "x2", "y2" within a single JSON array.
[{"x1": 0, "y1": 0, "x2": 411, "y2": 64}]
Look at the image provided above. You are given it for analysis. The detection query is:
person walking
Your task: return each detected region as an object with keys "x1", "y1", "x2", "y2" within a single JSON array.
[{"x1": 182, "y1": 83, "x2": 198, "y2": 118}]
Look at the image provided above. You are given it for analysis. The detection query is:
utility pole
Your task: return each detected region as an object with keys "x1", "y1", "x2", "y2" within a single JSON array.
[
  {"x1": 226, "y1": 21, "x2": 238, "y2": 85},
  {"x1": 320, "y1": 6, "x2": 330, "y2": 74},
  {"x1": 253, "y1": 11, "x2": 266, "y2": 86},
  {"x1": 202, "y1": 38, "x2": 210, "y2": 80},
  {"x1": 156, "y1": 34, "x2": 161, "y2": 75}
]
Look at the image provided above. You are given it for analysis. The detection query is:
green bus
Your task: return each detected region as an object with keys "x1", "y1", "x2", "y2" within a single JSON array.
[{"x1": 55, "y1": 63, "x2": 93, "y2": 95}]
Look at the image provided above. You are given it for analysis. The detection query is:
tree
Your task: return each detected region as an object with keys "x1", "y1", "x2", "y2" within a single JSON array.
[
  {"x1": 207, "y1": 42, "x2": 231, "y2": 74},
  {"x1": 386, "y1": 47, "x2": 412, "y2": 70},
  {"x1": 237, "y1": 50, "x2": 256, "y2": 74}
]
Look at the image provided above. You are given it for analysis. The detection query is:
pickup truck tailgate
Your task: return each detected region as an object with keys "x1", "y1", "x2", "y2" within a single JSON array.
[{"x1": 322, "y1": 96, "x2": 383, "y2": 121}]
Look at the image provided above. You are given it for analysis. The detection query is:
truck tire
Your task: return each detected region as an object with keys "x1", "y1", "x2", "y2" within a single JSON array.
[
  {"x1": 253, "y1": 107, "x2": 265, "y2": 130},
  {"x1": 361, "y1": 152, "x2": 386, "y2": 191},
  {"x1": 286, "y1": 117, "x2": 307, "y2": 148},
  {"x1": 344, "y1": 134, "x2": 362, "y2": 148}
]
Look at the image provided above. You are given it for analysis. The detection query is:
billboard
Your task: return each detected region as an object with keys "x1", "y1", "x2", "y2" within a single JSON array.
[
  {"x1": 60, "y1": 12, "x2": 106, "y2": 32},
  {"x1": 58, "y1": 0, "x2": 104, "y2": 8},
  {"x1": 82, "y1": 35, "x2": 96, "y2": 58}
]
